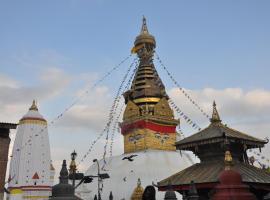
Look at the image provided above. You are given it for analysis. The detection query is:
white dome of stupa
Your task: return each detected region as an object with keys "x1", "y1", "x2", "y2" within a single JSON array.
[{"x1": 76, "y1": 150, "x2": 191, "y2": 200}]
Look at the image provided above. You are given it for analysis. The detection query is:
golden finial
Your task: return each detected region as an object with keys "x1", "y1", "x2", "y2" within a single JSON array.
[
  {"x1": 69, "y1": 150, "x2": 77, "y2": 173},
  {"x1": 131, "y1": 178, "x2": 144, "y2": 200},
  {"x1": 29, "y1": 100, "x2": 38, "y2": 111},
  {"x1": 224, "y1": 150, "x2": 233, "y2": 170},
  {"x1": 210, "y1": 101, "x2": 221, "y2": 123},
  {"x1": 141, "y1": 16, "x2": 149, "y2": 34}
]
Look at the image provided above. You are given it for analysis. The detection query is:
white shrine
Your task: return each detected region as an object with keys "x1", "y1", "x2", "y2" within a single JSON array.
[{"x1": 7, "y1": 101, "x2": 55, "y2": 200}]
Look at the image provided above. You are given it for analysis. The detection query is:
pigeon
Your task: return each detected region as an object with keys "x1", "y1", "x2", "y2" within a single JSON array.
[{"x1": 122, "y1": 154, "x2": 138, "y2": 162}]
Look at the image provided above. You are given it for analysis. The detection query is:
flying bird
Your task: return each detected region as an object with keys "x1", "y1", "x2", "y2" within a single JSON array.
[
  {"x1": 4, "y1": 187, "x2": 10, "y2": 194},
  {"x1": 122, "y1": 154, "x2": 138, "y2": 162}
]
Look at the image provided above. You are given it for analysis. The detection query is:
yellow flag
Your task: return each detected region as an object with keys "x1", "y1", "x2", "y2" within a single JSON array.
[{"x1": 131, "y1": 44, "x2": 144, "y2": 54}]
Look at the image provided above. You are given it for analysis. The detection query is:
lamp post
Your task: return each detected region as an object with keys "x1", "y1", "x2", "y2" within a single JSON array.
[{"x1": 93, "y1": 159, "x2": 101, "y2": 200}]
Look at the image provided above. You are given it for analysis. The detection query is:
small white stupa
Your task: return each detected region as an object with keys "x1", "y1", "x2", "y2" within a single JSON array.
[{"x1": 8, "y1": 100, "x2": 55, "y2": 200}]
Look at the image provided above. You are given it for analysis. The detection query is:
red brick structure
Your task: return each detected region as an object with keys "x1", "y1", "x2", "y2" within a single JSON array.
[{"x1": 0, "y1": 122, "x2": 17, "y2": 200}]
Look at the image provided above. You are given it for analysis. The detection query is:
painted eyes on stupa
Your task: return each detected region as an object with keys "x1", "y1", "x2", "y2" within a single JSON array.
[
  {"x1": 155, "y1": 133, "x2": 169, "y2": 143},
  {"x1": 129, "y1": 134, "x2": 144, "y2": 142},
  {"x1": 155, "y1": 133, "x2": 161, "y2": 139}
]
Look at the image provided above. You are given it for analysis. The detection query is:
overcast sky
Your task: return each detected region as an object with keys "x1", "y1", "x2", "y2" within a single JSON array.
[{"x1": 1, "y1": 0, "x2": 270, "y2": 177}]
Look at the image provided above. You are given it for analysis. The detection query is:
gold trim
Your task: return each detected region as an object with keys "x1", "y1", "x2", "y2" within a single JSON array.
[
  {"x1": 23, "y1": 196, "x2": 49, "y2": 199},
  {"x1": 19, "y1": 119, "x2": 47, "y2": 125},
  {"x1": 134, "y1": 97, "x2": 160, "y2": 104},
  {"x1": 10, "y1": 189, "x2": 23, "y2": 194}
]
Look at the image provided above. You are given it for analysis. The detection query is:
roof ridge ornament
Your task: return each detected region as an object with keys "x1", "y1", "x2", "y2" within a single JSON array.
[
  {"x1": 29, "y1": 100, "x2": 38, "y2": 111},
  {"x1": 224, "y1": 150, "x2": 233, "y2": 170},
  {"x1": 210, "y1": 101, "x2": 221, "y2": 124}
]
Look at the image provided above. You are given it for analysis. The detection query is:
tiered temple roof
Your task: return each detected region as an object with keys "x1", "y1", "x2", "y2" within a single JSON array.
[
  {"x1": 158, "y1": 102, "x2": 270, "y2": 199},
  {"x1": 176, "y1": 102, "x2": 265, "y2": 150}
]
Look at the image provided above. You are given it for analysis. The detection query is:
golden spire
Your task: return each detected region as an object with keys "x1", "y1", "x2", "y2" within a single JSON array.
[
  {"x1": 29, "y1": 100, "x2": 38, "y2": 111},
  {"x1": 224, "y1": 150, "x2": 233, "y2": 170},
  {"x1": 131, "y1": 178, "x2": 144, "y2": 200},
  {"x1": 210, "y1": 101, "x2": 221, "y2": 123}
]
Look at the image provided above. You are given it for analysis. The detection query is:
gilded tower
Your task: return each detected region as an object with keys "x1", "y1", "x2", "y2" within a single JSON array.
[{"x1": 121, "y1": 17, "x2": 179, "y2": 153}]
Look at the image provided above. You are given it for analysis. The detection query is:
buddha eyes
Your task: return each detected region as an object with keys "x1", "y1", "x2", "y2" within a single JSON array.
[
  {"x1": 129, "y1": 134, "x2": 144, "y2": 142},
  {"x1": 155, "y1": 133, "x2": 169, "y2": 142}
]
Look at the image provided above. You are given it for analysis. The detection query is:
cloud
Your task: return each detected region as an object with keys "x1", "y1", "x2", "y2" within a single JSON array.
[
  {"x1": 168, "y1": 87, "x2": 270, "y2": 166},
  {"x1": 55, "y1": 85, "x2": 123, "y2": 132},
  {"x1": 168, "y1": 87, "x2": 270, "y2": 124},
  {"x1": 48, "y1": 86, "x2": 270, "y2": 170},
  {"x1": 0, "y1": 74, "x2": 19, "y2": 88},
  {"x1": 2, "y1": 64, "x2": 270, "y2": 179},
  {"x1": 0, "y1": 68, "x2": 72, "y2": 122}
]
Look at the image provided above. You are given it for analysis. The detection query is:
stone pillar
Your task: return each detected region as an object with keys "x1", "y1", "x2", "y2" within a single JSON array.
[{"x1": 0, "y1": 123, "x2": 16, "y2": 200}]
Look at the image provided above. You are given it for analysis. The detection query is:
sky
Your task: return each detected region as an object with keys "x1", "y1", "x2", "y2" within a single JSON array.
[{"x1": 1, "y1": 0, "x2": 270, "y2": 180}]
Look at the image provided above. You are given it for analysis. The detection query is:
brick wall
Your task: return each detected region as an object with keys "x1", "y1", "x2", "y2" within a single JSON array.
[{"x1": 0, "y1": 128, "x2": 11, "y2": 195}]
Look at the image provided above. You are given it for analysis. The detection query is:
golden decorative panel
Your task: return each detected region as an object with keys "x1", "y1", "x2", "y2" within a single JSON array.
[
  {"x1": 154, "y1": 97, "x2": 174, "y2": 119},
  {"x1": 123, "y1": 128, "x2": 176, "y2": 153},
  {"x1": 123, "y1": 100, "x2": 140, "y2": 120}
]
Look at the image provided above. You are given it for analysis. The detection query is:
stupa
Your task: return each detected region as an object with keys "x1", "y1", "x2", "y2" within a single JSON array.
[
  {"x1": 76, "y1": 17, "x2": 190, "y2": 200},
  {"x1": 7, "y1": 101, "x2": 55, "y2": 200}
]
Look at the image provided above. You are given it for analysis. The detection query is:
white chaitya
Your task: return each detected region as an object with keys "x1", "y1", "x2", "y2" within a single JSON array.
[
  {"x1": 76, "y1": 150, "x2": 191, "y2": 200},
  {"x1": 8, "y1": 101, "x2": 54, "y2": 200}
]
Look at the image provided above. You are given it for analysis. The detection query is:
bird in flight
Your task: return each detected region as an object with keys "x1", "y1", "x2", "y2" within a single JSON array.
[{"x1": 122, "y1": 154, "x2": 138, "y2": 162}]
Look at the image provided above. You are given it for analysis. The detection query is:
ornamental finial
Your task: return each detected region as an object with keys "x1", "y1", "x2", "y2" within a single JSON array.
[
  {"x1": 141, "y1": 16, "x2": 149, "y2": 34},
  {"x1": 131, "y1": 178, "x2": 144, "y2": 200},
  {"x1": 59, "y1": 160, "x2": 69, "y2": 184},
  {"x1": 210, "y1": 101, "x2": 221, "y2": 123},
  {"x1": 137, "y1": 178, "x2": 141, "y2": 187},
  {"x1": 224, "y1": 151, "x2": 233, "y2": 170},
  {"x1": 29, "y1": 100, "x2": 38, "y2": 111},
  {"x1": 69, "y1": 150, "x2": 77, "y2": 173}
]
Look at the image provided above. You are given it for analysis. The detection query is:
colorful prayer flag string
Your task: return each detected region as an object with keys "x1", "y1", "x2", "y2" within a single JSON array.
[
  {"x1": 155, "y1": 52, "x2": 210, "y2": 120},
  {"x1": 168, "y1": 99, "x2": 202, "y2": 131},
  {"x1": 12, "y1": 54, "x2": 133, "y2": 167}
]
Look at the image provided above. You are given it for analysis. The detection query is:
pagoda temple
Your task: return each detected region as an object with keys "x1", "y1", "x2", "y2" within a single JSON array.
[{"x1": 158, "y1": 102, "x2": 270, "y2": 199}]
